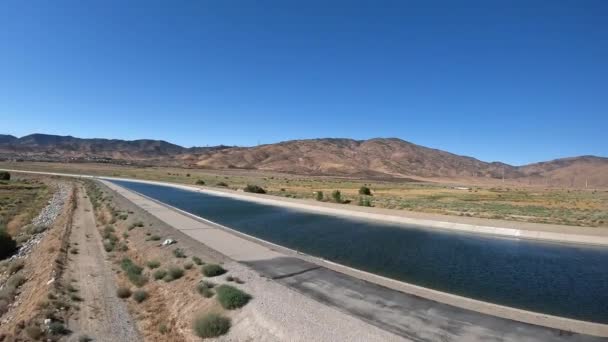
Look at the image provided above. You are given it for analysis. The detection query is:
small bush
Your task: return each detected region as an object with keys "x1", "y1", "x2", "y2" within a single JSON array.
[
  {"x1": 193, "y1": 313, "x2": 231, "y2": 338},
  {"x1": 202, "y1": 264, "x2": 226, "y2": 277},
  {"x1": 216, "y1": 181, "x2": 228, "y2": 187},
  {"x1": 358, "y1": 197, "x2": 372, "y2": 207},
  {"x1": 133, "y1": 290, "x2": 148, "y2": 303},
  {"x1": 49, "y1": 321, "x2": 69, "y2": 335},
  {"x1": 173, "y1": 248, "x2": 186, "y2": 258},
  {"x1": 0, "y1": 171, "x2": 10, "y2": 181},
  {"x1": 164, "y1": 266, "x2": 184, "y2": 282},
  {"x1": 70, "y1": 293, "x2": 83, "y2": 302},
  {"x1": 192, "y1": 256, "x2": 203, "y2": 265},
  {"x1": 197, "y1": 281, "x2": 215, "y2": 298},
  {"x1": 8, "y1": 260, "x2": 24, "y2": 274},
  {"x1": 153, "y1": 269, "x2": 167, "y2": 280},
  {"x1": 121, "y1": 258, "x2": 147, "y2": 287},
  {"x1": 195, "y1": 179, "x2": 205, "y2": 185},
  {"x1": 358, "y1": 186, "x2": 372, "y2": 196},
  {"x1": 315, "y1": 191, "x2": 324, "y2": 201},
  {"x1": 103, "y1": 240, "x2": 115, "y2": 252},
  {"x1": 159, "y1": 323, "x2": 169, "y2": 334},
  {"x1": 116, "y1": 287, "x2": 132, "y2": 298},
  {"x1": 79, "y1": 335, "x2": 93, "y2": 342},
  {"x1": 243, "y1": 184, "x2": 266, "y2": 194},
  {"x1": 7, "y1": 274, "x2": 26, "y2": 288},
  {"x1": 199, "y1": 287, "x2": 214, "y2": 298},
  {"x1": 331, "y1": 190, "x2": 343, "y2": 203},
  {"x1": 184, "y1": 262, "x2": 193, "y2": 270},
  {"x1": 147, "y1": 260, "x2": 161, "y2": 269},
  {"x1": 149, "y1": 235, "x2": 161, "y2": 241},
  {"x1": 216, "y1": 285, "x2": 252, "y2": 309}
]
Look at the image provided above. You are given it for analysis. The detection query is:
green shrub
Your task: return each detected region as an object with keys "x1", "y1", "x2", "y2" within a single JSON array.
[
  {"x1": 216, "y1": 181, "x2": 228, "y2": 187},
  {"x1": 331, "y1": 190, "x2": 343, "y2": 203},
  {"x1": 103, "y1": 240, "x2": 115, "y2": 252},
  {"x1": 0, "y1": 171, "x2": 10, "y2": 181},
  {"x1": 149, "y1": 235, "x2": 161, "y2": 241},
  {"x1": 133, "y1": 290, "x2": 148, "y2": 303},
  {"x1": 358, "y1": 197, "x2": 372, "y2": 207},
  {"x1": 216, "y1": 285, "x2": 252, "y2": 309},
  {"x1": 147, "y1": 260, "x2": 161, "y2": 269},
  {"x1": 116, "y1": 287, "x2": 132, "y2": 298},
  {"x1": 173, "y1": 248, "x2": 186, "y2": 258},
  {"x1": 243, "y1": 184, "x2": 266, "y2": 194},
  {"x1": 164, "y1": 266, "x2": 184, "y2": 282},
  {"x1": 358, "y1": 186, "x2": 372, "y2": 196},
  {"x1": 121, "y1": 258, "x2": 147, "y2": 287},
  {"x1": 184, "y1": 262, "x2": 193, "y2": 270},
  {"x1": 193, "y1": 313, "x2": 231, "y2": 338},
  {"x1": 192, "y1": 256, "x2": 203, "y2": 265},
  {"x1": 195, "y1": 179, "x2": 205, "y2": 185},
  {"x1": 153, "y1": 269, "x2": 167, "y2": 280},
  {"x1": 202, "y1": 264, "x2": 226, "y2": 277},
  {"x1": 315, "y1": 191, "x2": 324, "y2": 201},
  {"x1": 49, "y1": 322, "x2": 69, "y2": 335}
]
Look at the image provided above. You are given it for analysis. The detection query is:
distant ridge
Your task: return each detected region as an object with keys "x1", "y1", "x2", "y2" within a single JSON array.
[{"x1": 1, "y1": 133, "x2": 606, "y2": 187}]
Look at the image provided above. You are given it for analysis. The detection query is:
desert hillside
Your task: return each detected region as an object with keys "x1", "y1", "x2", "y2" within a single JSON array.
[{"x1": 1, "y1": 133, "x2": 606, "y2": 187}]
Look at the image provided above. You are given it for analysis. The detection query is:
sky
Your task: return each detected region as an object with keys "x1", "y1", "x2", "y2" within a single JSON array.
[{"x1": 1, "y1": 0, "x2": 606, "y2": 165}]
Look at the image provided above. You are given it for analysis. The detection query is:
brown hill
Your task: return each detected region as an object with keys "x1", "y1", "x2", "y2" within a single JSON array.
[
  {"x1": 518, "y1": 156, "x2": 608, "y2": 188},
  {"x1": 1, "y1": 133, "x2": 606, "y2": 187},
  {"x1": 192, "y1": 138, "x2": 520, "y2": 179}
]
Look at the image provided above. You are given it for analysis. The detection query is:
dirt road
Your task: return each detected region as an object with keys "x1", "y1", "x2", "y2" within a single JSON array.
[{"x1": 65, "y1": 185, "x2": 141, "y2": 341}]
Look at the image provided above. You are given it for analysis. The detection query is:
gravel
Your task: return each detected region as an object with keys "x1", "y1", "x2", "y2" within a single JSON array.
[
  {"x1": 212, "y1": 261, "x2": 406, "y2": 342},
  {"x1": 7, "y1": 183, "x2": 70, "y2": 261}
]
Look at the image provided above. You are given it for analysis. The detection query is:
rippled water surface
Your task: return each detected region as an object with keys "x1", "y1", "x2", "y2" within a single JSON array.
[{"x1": 112, "y1": 180, "x2": 608, "y2": 323}]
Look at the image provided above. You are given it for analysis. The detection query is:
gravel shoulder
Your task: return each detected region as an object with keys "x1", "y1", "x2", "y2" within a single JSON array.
[{"x1": 65, "y1": 184, "x2": 141, "y2": 341}]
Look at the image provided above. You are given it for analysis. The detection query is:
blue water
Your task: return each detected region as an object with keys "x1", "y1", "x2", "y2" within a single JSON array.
[{"x1": 112, "y1": 180, "x2": 608, "y2": 324}]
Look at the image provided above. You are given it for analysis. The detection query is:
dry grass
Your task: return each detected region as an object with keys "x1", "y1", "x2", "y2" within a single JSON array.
[{"x1": 5, "y1": 162, "x2": 608, "y2": 227}]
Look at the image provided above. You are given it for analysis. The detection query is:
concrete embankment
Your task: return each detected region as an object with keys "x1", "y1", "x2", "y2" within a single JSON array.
[{"x1": 101, "y1": 179, "x2": 608, "y2": 339}]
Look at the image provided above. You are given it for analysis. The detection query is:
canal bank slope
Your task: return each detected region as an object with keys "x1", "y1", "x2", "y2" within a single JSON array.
[{"x1": 100, "y1": 179, "x2": 608, "y2": 340}]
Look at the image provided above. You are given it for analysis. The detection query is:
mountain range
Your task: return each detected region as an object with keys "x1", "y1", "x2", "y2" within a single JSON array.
[{"x1": 1, "y1": 133, "x2": 606, "y2": 187}]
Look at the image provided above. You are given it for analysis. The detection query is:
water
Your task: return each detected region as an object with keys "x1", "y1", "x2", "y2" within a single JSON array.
[{"x1": 111, "y1": 180, "x2": 608, "y2": 324}]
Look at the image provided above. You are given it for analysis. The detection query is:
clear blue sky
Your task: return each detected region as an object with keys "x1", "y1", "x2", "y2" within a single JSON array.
[{"x1": 1, "y1": 1, "x2": 606, "y2": 165}]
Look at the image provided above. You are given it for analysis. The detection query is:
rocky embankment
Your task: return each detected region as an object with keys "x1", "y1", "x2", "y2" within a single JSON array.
[{"x1": 7, "y1": 183, "x2": 71, "y2": 261}]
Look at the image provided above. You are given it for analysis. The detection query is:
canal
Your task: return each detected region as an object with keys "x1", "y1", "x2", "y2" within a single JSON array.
[{"x1": 111, "y1": 180, "x2": 608, "y2": 324}]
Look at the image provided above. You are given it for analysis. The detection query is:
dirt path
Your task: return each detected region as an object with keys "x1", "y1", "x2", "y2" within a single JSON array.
[{"x1": 65, "y1": 185, "x2": 141, "y2": 341}]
